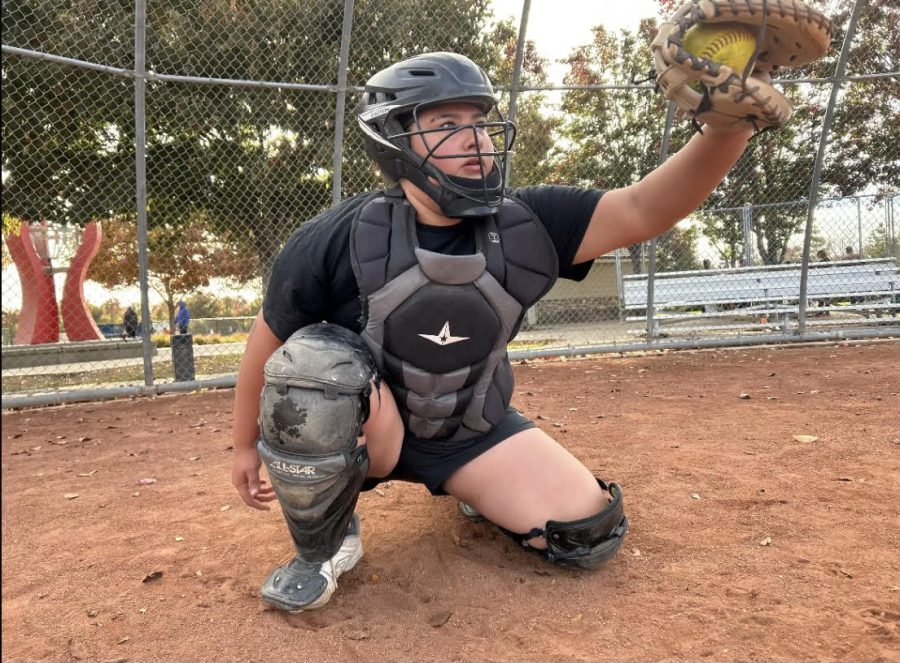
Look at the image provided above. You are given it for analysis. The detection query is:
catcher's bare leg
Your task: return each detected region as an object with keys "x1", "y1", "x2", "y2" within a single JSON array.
[
  {"x1": 445, "y1": 427, "x2": 627, "y2": 569},
  {"x1": 256, "y1": 323, "x2": 402, "y2": 611}
]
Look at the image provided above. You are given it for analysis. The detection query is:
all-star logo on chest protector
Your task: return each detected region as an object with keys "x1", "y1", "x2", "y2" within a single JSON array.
[
  {"x1": 418, "y1": 321, "x2": 469, "y2": 346},
  {"x1": 350, "y1": 192, "x2": 558, "y2": 442}
]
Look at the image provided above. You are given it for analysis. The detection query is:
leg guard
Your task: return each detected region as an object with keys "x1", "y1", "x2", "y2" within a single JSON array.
[
  {"x1": 256, "y1": 324, "x2": 377, "y2": 610},
  {"x1": 502, "y1": 479, "x2": 629, "y2": 571}
]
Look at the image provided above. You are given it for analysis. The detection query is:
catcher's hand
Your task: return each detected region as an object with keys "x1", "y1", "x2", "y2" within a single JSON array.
[{"x1": 651, "y1": 0, "x2": 832, "y2": 132}]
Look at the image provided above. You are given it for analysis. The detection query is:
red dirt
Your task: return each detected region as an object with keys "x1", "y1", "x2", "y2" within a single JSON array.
[{"x1": 3, "y1": 341, "x2": 899, "y2": 662}]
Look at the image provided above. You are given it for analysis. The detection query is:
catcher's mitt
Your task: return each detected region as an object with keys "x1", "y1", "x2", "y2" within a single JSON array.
[{"x1": 651, "y1": 0, "x2": 833, "y2": 131}]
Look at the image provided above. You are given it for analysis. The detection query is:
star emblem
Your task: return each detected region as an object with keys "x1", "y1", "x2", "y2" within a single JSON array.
[{"x1": 418, "y1": 321, "x2": 470, "y2": 346}]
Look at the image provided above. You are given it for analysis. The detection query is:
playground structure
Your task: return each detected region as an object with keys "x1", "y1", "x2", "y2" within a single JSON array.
[{"x1": 4, "y1": 221, "x2": 104, "y2": 345}]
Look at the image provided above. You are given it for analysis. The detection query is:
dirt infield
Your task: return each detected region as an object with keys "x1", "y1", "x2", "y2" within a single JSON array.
[{"x1": 3, "y1": 341, "x2": 899, "y2": 662}]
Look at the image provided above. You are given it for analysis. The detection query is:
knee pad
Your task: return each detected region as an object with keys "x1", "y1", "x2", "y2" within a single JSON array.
[
  {"x1": 504, "y1": 479, "x2": 629, "y2": 571},
  {"x1": 257, "y1": 323, "x2": 378, "y2": 563}
]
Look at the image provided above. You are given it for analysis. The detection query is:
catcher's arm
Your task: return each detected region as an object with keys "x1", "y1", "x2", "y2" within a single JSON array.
[
  {"x1": 573, "y1": 125, "x2": 752, "y2": 263},
  {"x1": 231, "y1": 310, "x2": 281, "y2": 509}
]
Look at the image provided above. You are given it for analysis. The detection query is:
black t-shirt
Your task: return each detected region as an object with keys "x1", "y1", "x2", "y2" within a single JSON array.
[{"x1": 263, "y1": 185, "x2": 604, "y2": 341}]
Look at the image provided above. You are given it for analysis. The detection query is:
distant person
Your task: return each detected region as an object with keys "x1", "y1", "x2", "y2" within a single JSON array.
[
  {"x1": 122, "y1": 306, "x2": 138, "y2": 339},
  {"x1": 702, "y1": 258, "x2": 712, "y2": 270},
  {"x1": 844, "y1": 246, "x2": 860, "y2": 260},
  {"x1": 174, "y1": 300, "x2": 190, "y2": 335},
  {"x1": 816, "y1": 249, "x2": 831, "y2": 262}
]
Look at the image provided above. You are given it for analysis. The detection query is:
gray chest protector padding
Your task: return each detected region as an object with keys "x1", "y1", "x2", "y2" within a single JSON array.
[
  {"x1": 350, "y1": 193, "x2": 558, "y2": 441},
  {"x1": 256, "y1": 323, "x2": 376, "y2": 563}
]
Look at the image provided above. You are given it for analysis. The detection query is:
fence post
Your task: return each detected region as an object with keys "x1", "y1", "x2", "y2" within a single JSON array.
[
  {"x1": 856, "y1": 196, "x2": 863, "y2": 259},
  {"x1": 741, "y1": 203, "x2": 753, "y2": 266},
  {"x1": 505, "y1": 0, "x2": 531, "y2": 185},
  {"x1": 798, "y1": 0, "x2": 865, "y2": 334},
  {"x1": 645, "y1": 101, "x2": 678, "y2": 340},
  {"x1": 331, "y1": 0, "x2": 356, "y2": 208},
  {"x1": 134, "y1": 0, "x2": 153, "y2": 386}
]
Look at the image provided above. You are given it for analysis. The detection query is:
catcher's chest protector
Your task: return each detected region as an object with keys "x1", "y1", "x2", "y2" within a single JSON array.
[{"x1": 350, "y1": 194, "x2": 558, "y2": 441}]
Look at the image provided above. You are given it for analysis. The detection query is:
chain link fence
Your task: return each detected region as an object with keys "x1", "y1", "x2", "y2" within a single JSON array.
[{"x1": 3, "y1": 0, "x2": 898, "y2": 407}]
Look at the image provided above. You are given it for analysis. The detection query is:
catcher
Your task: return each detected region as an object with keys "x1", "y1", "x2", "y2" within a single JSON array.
[{"x1": 231, "y1": 0, "x2": 831, "y2": 613}]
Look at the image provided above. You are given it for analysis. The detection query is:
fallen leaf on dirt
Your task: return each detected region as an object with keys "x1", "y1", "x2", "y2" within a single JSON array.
[
  {"x1": 428, "y1": 610, "x2": 452, "y2": 627},
  {"x1": 56, "y1": 435, "x2": 66, "y2": 440},
  {"x1": 792, "y1": 435, "x2": 819, "y2": 443},
  {"x1": 31, "y1": 446, "x2": 42, "y2": 451},
  {"x1": 64, "y1": 493, "x2": 80, "y2": 500},
  {"x1": 375, "y1": 489, "x2": 385, "y2": 497},
  {"x1": 174, "y1": 536, "x2": 185, "y2": 542},
  {"x1": 50, "y1": 439, "x2": 68, "y2": 445},
  {"x1": 346, "y1": 630, "x2": 370, "y2": 641},
  {"x1": 138, "y1": 607, "x2": 147, "y2": 614},
  {"x1": 632, "y1": 548, "x2": 642, "y2": 557},
  {"x1": 131, "y1": 491, "x2": 140, "y2": 497},
  {"x1": 87, "y1": 609, "x2": 99, "y2": 617},
  {"x1": 34, "y1": 472, "x2": 44, "y2": 477},
  {"x1": 738, "y1": 392, "x2": 751, "y2": 399},
  {"x1": 116, "y1": 636, "x2": 129, "y2": 645},
  {"x1": 142, "y1": 571, "x2": 163, "y2": 583},
  {"x1": 77, "y1": 471, "x2": 97, "y2": 477},
  {"x1": 8, "y1": 433, "x2": 22, "y2": 439},
  {"x1": 137, "y1": 478, "x2": 157, "y2": 485},
  {"x1": 834, "y1": 477, "x2": 854, "y2": 482},
  {"x1": 810, "y1": 389, "x2": 820, "y2": 394},
  {"x1": 837, "y1": 568, "x2": 853, "y2": 578},
  {"x1": 572, "y1": 612, "x2": 584, "y2": 622},
  {"x1": 78, "y1": 436, "x2": 92, "y2": 442},
  {"x1": 220, "y1": 505, "x2": 231, "y2": 512},
  {"x1": 188, "y1": 456, "x2": 200, "y2": 461},
  {"x1": 767, "y1": 396, "x2": 779, "y2": 400},
  {"x1": 690, "y1": 493, "x2": 701, "y2": 500},
  {"x1": 371, "y1": 574, "x2": 381, "y2": 583},
  {"x1": 759, "y1": 536, "x2": 773, "y2": 546}
]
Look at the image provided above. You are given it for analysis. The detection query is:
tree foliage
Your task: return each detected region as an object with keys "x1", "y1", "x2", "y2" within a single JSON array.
[
  {"x1": 552, "y1": 19, "x2": 698, "y2": 271},
  {"x1": 2, "y1": 0, "x2": 519, "y2": 292},
  {"x1": 89, "y1": 215, "x2": 257, "y2": 329}
]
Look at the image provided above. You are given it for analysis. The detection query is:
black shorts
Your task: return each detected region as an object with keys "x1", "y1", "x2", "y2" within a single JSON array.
[{"x1": 362, "y1": 407, "x2": 536, "y2": 496}]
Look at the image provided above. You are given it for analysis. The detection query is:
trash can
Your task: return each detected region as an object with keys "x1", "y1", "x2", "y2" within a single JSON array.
[{"x1": 171, "y1": 333, "x2": 196, "y2": 382}]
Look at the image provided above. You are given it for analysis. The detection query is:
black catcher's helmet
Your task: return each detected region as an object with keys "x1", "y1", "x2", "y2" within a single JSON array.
[{"x1": 357, "y1": 52, "x2": 516, "y2": 217}]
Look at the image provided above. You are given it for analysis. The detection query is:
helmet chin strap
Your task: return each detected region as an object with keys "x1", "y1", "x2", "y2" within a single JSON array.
[
  {"x1": 431, "y1": 169, "x2": 503, "y2": 217},
  {"x1": 446, "y1": 169, "x2": 502, "y2": 191}
]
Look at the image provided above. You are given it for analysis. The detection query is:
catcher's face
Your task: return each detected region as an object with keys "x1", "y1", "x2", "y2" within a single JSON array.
[{"x1": 406, "y1": 103, "x2": 497, "y2": 179}]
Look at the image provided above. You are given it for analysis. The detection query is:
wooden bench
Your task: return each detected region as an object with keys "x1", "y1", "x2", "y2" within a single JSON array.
[{"x1": 622, "y1": 258, "x2": 899, "y2": 335}]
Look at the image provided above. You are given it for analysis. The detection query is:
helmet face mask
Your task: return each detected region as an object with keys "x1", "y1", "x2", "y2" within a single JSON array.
[{"x1": 357, "y1": 53, "x2": 517, "y2": 217}]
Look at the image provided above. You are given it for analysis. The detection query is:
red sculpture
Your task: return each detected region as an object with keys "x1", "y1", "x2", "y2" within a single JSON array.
[{"x1": 4, "y1": 221, "x2": 104, "y2": 344}]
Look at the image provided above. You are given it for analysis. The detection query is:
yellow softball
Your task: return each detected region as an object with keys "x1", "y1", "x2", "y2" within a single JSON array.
[{"x1": 682, "y1": 22, "x2": 757, "y2": 74}]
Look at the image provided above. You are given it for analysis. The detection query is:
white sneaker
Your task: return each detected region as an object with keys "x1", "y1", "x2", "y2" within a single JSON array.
[
  {"x1": 457, "y1": 501, "x2": 486, "y2": 523},
  {"x1": 260, "y1": 513, "x2": 363, "y2": 612}
]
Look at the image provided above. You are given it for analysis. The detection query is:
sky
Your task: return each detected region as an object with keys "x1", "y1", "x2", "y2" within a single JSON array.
[{"x1": 489, "y1": 0, "x2": 663, "y2": 84}]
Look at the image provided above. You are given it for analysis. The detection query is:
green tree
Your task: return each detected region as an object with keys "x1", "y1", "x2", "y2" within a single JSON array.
[
  {"x1": 481, "y1": 19, "x2": 560, "y2": 188},
  {"x1": 553, "y1": 19, "x2": 694, "y2": 272},
  {"x1": 3, "y1": 0, "x2": 516, "y2": 292},
  {"x1": 864, "y1": 222, "x2": 898, "y2": 259},
  {"x1": 89, "y1": 214, "x2": 257, "y2": 330}
]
